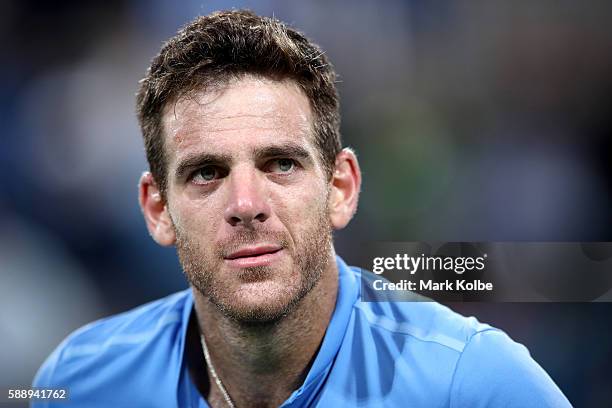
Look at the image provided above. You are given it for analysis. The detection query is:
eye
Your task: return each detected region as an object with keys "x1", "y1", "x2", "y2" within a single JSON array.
[
  {"x1": 191, "y1": 166, "x2": 224, "y2": 184},
  {"x1": 269, "y1": 158, "x2": 296, "y2": 173}
]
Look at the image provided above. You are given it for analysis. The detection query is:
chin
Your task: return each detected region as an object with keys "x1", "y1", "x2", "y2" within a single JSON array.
[{"x1": 216, "y1": 281, "x2": 308, "y2": 324}]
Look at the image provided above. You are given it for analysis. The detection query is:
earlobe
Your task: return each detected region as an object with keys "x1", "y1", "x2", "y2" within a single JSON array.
[
  {"x1": 329, "y1": 148, "x2": 362, "y2": 230},
  {"x1": 138, "y1": 172, "x2": 176, "y2": 246}
]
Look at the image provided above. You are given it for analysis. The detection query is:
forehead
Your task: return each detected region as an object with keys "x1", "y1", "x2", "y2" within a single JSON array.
[{"x1": 161, "y1": 76, "x2": 315, "y2": 163}]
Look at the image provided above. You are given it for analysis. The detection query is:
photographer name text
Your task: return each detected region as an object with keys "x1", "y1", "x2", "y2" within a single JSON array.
[{"x1": 373, "y1": 279, "x2": 493, "y2": 292}]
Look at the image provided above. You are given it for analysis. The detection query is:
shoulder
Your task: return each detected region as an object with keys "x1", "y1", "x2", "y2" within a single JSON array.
[
  {"x1": 32, "y1": 290, "x2": 192, "y2": 405},
  {"x1": 448, "y1": 326, "x2": 572, "y2": 407},
  {"x1": 343, "y1": 267, "x2": 571, "y2": 407},
  {"x1": 44, "y1": 289, "x2": 189, "y2": 359}
]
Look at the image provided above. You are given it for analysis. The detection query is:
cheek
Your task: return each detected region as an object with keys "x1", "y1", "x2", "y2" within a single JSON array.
[
  {"x1": 272, "y1": 181, "x2": 329, "y2": 232},
  {"x1": 170, "y1": 199, "x2": 221, "y2": 242}
]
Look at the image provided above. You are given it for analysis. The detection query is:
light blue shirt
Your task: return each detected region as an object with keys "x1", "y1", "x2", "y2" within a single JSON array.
[{"x1": 33, "y1": 257, "x2": 571, "y2": 407}]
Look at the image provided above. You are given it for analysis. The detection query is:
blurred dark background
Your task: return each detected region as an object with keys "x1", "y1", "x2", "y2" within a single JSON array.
[{"x1": 1, "y1": 1, "x2": 611, "y2": 407}]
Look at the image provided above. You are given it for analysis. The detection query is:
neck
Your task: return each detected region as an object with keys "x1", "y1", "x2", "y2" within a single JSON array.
[{"x1": 192, "y1": 258, "x2": 339, "y2": 408}]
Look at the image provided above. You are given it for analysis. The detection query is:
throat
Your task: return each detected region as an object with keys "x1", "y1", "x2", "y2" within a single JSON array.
[{"x1": 185, "y1": 306, "x2": 320, "y2": 407}]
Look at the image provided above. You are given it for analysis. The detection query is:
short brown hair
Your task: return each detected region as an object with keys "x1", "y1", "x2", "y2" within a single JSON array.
[{"x1": 136, "y1": 9, "x2": 341, "y2": 196}]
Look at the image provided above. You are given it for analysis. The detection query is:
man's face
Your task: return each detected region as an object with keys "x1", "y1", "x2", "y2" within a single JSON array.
[{"x1": 161, "y1": 76, "x2": 333, "y2": 323}]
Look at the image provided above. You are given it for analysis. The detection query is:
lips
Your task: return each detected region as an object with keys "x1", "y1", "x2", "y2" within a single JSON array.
[
  {"x1": 223, "y1": 245, "x2": 284, "y2": 268},
  {"x1": 225, "y1": 245, "x2": 283, "y2": 260}
]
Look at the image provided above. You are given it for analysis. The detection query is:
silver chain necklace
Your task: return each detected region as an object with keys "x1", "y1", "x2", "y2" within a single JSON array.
[{"x1": 200, "y1": 334, "x2": 236, "y2": 408}]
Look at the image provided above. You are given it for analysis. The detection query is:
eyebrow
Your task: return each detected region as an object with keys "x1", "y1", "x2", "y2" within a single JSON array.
[
  {"x1": 173, "y1": 142, "x2": 314, "y2": 179},
  {"x1": 253, "y1": 143, "x2": 313, "y2": 163},
  {"x1": 174, "y1": 152, "x2": 233, "y2": 179}
]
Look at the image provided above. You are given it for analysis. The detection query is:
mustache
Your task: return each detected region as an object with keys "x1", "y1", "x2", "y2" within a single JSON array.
[{"x1": 215, "y1": 229, "x2": 291, "y2": 258}]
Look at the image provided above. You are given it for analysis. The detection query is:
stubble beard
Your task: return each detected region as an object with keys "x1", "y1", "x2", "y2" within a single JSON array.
[{"x1": 174, "y1": 204, "x2": 333, "y2": 324}]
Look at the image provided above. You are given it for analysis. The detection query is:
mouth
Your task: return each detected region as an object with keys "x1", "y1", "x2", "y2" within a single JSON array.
[{"x1": 224, "y1": 245, "x2": 284, "y2": 268}]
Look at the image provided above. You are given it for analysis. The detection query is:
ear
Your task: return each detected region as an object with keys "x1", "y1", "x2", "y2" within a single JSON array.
[
  {"x1": 138, "y1": 172, "x2": 176, "y2": 246},
  {"x1": 329, "y1": 148, "x2": 362, "y2": 230}
]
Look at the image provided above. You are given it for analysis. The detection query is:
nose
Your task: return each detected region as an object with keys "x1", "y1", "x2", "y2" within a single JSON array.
[{"x1": 223, "y1": 167, "x2": 271, "y2": 228}]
